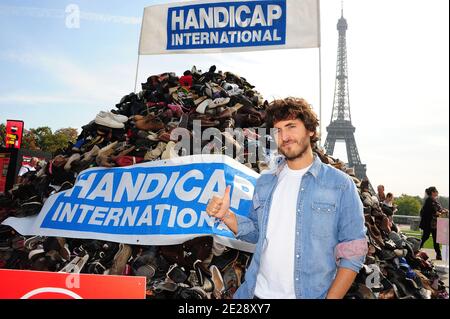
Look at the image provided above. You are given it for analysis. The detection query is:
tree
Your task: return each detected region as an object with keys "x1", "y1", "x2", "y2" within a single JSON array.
[
  {"x1": 22, "y1": 129, "x2": 39, "y2": 150},
  {"x1": 1, "y1": 125, "x2": 78, "y2": 153},
  {"x1": 395, "y1": 195, "x2": 422, "y2": 216},
  {"x1": 0, "y1": 123, "x2": 5, "y2": 147},
  {"x1": 30, "y1": 127, "x2": 53, "y2": 151},
  {"x1": 55, "y1": 128, "x2": 78, "y2": 144},
  {"x1": 23, "y1": 126, "x2": 78, "y2": 155},
  {"x1": 439, "y1": 196, "x2": 449, "y2": 209}
]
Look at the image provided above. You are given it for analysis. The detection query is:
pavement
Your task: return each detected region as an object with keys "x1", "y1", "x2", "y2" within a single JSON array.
[{"x1": 423, "y1": 248, "x2": 449, "y2": 290}]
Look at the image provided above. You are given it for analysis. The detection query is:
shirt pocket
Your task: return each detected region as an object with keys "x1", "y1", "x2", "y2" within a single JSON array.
[
  {"x1": 252, "y1": 193, "x2": 265, "y2": 230},
  {"x1": 253, "y1": 193, "x2": 265, "y2": 216},
  {"x1": 311, "y1": 201, "x2": 337, "y2": 238}
]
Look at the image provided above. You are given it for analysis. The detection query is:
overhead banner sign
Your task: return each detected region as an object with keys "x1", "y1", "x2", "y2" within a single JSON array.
[
  {"x1": 139, "y1": 0, "x2": 320, "y2": 55},
  {"x1": 2, "y1": 155, "x2": 259, "y2": 252}
]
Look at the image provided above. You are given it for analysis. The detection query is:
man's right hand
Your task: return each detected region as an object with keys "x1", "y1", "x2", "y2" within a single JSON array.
[
  {"x1": 206, "y1": 185, "x2": 231, "y2": 220},
  {"x1": 206, "y1": 186, "x2": 239, "y2": 235}
]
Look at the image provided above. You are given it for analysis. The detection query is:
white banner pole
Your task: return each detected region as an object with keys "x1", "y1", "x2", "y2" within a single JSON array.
[
  {"x1": 319, "y1": 46, "x2": 323, "y2": 147},
  {"x1": 134, "y1": 9, "x2": 145, "y2": 93},
  {"x1": 317, "y1": 0, "x2": 323, "y2": 147},
  {"x1": 134, "y1": 54, "x2": 141, "y2": 93}
]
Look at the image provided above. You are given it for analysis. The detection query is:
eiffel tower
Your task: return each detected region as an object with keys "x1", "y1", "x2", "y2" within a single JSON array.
[{"x1": 324, "y1": 7, "x2": 368, "y2": 183}]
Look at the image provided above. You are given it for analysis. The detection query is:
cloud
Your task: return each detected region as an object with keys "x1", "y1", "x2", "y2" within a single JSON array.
[
  {"x1": 0, "y1": 4, "x2": 140, "y2": 25},
  {"x1": 0, "y1": 93, "x2": 90, "y2": 105}
]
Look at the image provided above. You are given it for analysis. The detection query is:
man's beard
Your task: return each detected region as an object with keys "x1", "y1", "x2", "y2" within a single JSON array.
[{"x1": 279, "y1": 137, "x2": 311, "y2": 161}]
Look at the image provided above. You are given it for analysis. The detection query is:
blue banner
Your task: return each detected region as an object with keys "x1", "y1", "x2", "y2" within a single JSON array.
[
  {"x1": 3, "y1": 156, "x2": 260, "y2": 252},
  {"x1": 167, "y1": 0, "x2": 287, "y2": 50}
]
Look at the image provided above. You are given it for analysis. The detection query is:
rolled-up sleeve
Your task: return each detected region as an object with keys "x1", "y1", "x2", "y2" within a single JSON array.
[
  {"x1": 335, "y1": 177, "x2": 368, "y2": 273},
  {"x1": 235, "y1": 193, "x2": 260, "y2": 244}
]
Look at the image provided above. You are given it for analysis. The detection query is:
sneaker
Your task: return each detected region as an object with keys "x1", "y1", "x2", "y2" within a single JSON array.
[
  {"x1": 166, "y1": 264, "x2": 188, "y2": 284},
  {"x1": 161, "y1": 141, "x2": 178, "y2": 160},
  {"x1": 204, "y1": 82, "x2": 214, "y2": 98},
  {"x1": 95, "y1": 111, "x2": 125, "y2": 129},
  {"x1": 86, "y1": 242, "x2": 120, "y2": 274},
  {"x1": 144, "y1": 142, "x2": 167, "y2": 161},
  {"x1": 80, "y1": 136, "x2": 104, "y2": 152},
  {"x1": 209, "y1": 97, "x2": 230, "y2": 109},
  {"x1": 101, "y1": 111, "x2": 128, "y2": 123},
  {"x1": 59, "y1": 254, "x2": 89, "y2": 273},
  {"x1": 222, "y1": 82, "x2": 244, "y2": 96},
  {"x1": 24, "y1": 236, "x2": 46, "y2": 251},
  {"x1": 196, "y1": 99, "x2": 213, "y2": 114}
]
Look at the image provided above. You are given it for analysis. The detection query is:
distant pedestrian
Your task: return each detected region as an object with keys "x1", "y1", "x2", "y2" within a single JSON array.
[
  {"x1": 17, "y1": 157, "x2": 38, "y2": 184},
  {"x1": 377, "y1": 185, "x2": 386, "y2": 202},
  {"x1": 419, "y1": 187, "x2": 447, "y2": 260},
  {"x1": 381, "y1": 193, "x2": 397, "y2": 223}
]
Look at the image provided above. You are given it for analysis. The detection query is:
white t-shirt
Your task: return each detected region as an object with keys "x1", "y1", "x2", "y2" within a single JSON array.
[{"x1": 254, "y1": 163, "x2": 312, "y2": 299}]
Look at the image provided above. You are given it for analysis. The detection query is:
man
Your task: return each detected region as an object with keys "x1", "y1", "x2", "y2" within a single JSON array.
[
  {"x1": 17, "y1": 157, "x2": 38, "y2": 183},
  {"x1": 377, "y1": 185, "x2": 386, "y2": 203},
  {"x1": 206, "y1": 98, "x2": 367, "y2": 299}
]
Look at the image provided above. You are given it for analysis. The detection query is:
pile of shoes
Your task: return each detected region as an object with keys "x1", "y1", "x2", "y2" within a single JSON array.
[
  {"x1": 0, "y1": 65, "x2": 269, "y2": 220},
  {"x1": 0, "y1": 225, "x2": 251, "y2": 299},
  {"x1": 0, "y1": 65, "x2": 448, "y2": 299},
  {"x1": 0, "y1": 65, "x2": 266, "y2": 299},
  {"x1": 314, "y1": 147, "x2": 449, "y2": 299}
]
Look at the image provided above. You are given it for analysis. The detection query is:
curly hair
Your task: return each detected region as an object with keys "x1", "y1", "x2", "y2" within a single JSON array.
[{"x1": 265, "y1": 97, "x2": 320, "y2": 147}]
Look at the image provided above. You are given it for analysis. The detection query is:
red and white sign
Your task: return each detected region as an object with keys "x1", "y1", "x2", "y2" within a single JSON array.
[
  {"x1": 0, "y1": 269, "x2": 146, "y2": 299},
  {"x1": 5, "y1": 120, "x2": 24, "y2": 149}
]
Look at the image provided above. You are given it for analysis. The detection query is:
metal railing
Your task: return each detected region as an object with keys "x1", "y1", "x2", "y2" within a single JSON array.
[{"x1": 393, "y1": 215, "x2": 421, "y2": 231}]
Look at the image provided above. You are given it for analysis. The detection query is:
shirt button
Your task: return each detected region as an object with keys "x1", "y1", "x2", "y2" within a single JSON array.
[
  {"x1": 296, "y1": 255, "x2": 300, "y2": 258},
  {"x1": 296, "y1": 278, "x2": 299, "y2": 281}
]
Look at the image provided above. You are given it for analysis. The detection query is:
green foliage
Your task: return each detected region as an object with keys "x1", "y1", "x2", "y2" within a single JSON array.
[
  {"x1": 0, "y1": 123, "x2": 5, "y2": 147},
  {"x1": 395, "y1": 194, "x2": 423, "y2": 216},
  {"x1": 21, "y1": 126, "x2": 78, "y2": 155},
  {"x1": 21, "y1": 129, "x2": 38, "y2": 150},
  {"x1": 439, "y1": 196, "x2": 449, "y2": 209}
]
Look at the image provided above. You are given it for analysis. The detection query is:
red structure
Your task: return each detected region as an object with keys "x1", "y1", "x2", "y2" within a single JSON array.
[{"x1": 5, "y1": 120, "x2": 24, "y2": 149}]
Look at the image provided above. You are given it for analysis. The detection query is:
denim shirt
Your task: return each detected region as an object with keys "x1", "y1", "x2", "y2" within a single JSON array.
[{"x1": 234, "y1": 155, "x2": 368, "y2": 299}]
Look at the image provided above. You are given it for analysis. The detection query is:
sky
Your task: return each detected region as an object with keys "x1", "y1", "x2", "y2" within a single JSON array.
[{"x1": 0, "y1": 0, "x2": 448, "y2": 197}]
